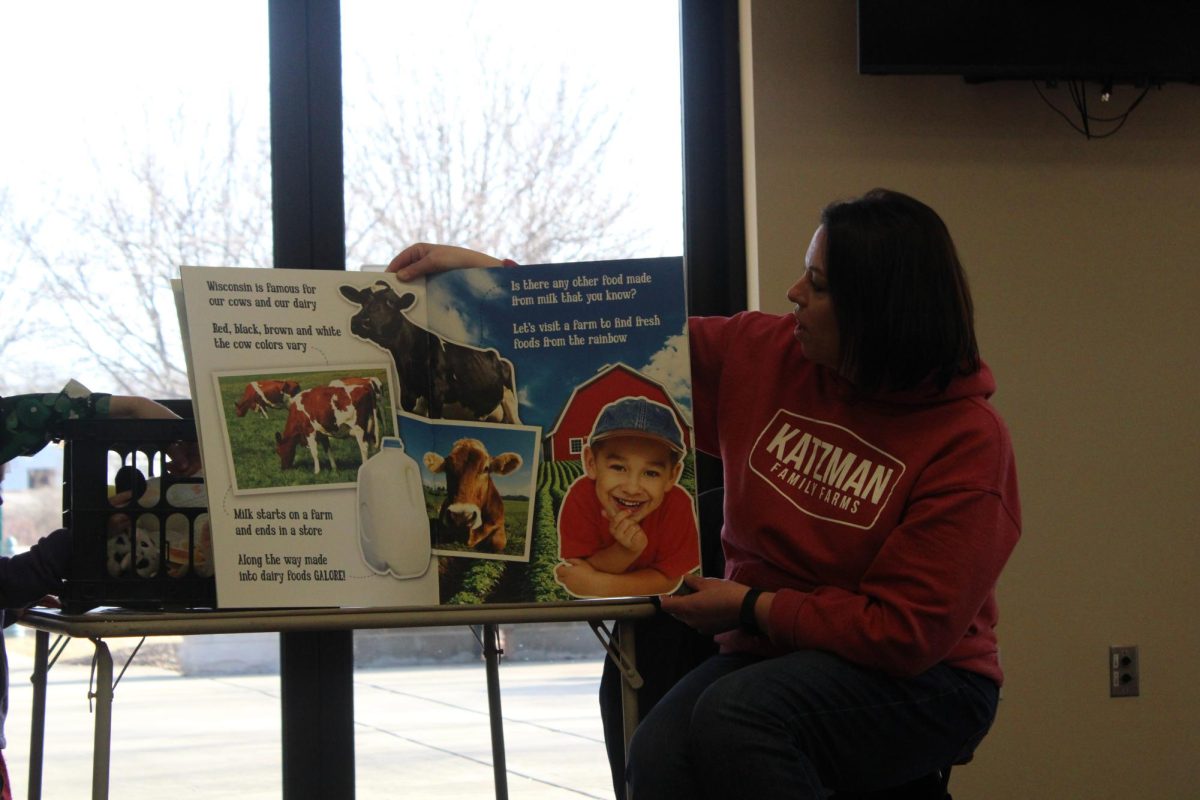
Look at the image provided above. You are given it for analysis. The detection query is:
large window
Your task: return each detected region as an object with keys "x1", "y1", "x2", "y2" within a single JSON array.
[
  {"x1": 0, "y1": 0, "x2": 271, "y2": 598},
  {"x1": 0, "y1": 2, "x2": 272, "y2": 398},
  {"x1": 1, "y1": 2, "x2": 690, "y2": 798},
  {"x1": 339, "y1": 4, "x2": 683, "y2": 795},
  {"x1": 1, "y1": 7, "x2": 277, "y2": 797},
  {"x1": 341, "y1": 1, "x2": 683, "y2": 268}
]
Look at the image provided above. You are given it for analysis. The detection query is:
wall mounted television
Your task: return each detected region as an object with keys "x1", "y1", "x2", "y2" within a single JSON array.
[{"x1": 858, "y1": 1, "x2": 1200, "y2": 85}]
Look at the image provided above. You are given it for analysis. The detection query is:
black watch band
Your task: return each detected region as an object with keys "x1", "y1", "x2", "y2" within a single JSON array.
[{"x1": 739, "y1": 588, "x2": 764, "y2": 635}]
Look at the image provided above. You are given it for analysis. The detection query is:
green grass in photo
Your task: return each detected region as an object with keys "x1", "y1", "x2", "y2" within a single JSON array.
[{"x1": 217, "y1": 368, "x2": 394, "y2": 491}]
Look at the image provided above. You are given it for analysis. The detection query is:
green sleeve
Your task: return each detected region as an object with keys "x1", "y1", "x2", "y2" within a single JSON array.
[{"x1": 0, "y1": 386, "x2": 113, "y2": 465}]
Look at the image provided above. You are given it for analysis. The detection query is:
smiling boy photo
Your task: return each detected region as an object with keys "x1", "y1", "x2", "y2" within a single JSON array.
[{"x1": 554, "y1": 396, "x2": 700, "y2": 598}]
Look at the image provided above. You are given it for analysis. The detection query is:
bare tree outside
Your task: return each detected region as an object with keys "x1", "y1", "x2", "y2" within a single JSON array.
[
  {"x1": 3, "y1": 104, "x2": 272, "y2": 398},
  {"x1": 0, "y1": 192, "x2": 33, "y2": 371},
  {"x1": 345, "y1": 60, "x2": 647, "y2": 267},
  {"x1": 0, "y1": 480, "x2": 62, "y2": 546},
  {"x1": 3, "y1": 61, "x2": 651, "y2": 397}
]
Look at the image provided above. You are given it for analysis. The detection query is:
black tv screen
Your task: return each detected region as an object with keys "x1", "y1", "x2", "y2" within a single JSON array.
[{"x1": 858, "y1": 1, "x2": 1200, "y2": 84}]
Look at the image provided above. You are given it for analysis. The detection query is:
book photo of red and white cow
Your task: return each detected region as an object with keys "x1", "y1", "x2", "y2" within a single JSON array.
[
  {"x1": 232, "y1": 378, "x2": 301, "y2": 418},
  {"x1": 212, "y1": 366, "x2": 396, "y2": 493},
  {"x1": 396, "y1": 417, "x2": 541, "y2": 564}
]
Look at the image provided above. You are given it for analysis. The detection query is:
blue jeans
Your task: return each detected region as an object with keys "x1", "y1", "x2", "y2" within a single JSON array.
[{"x1": 626, "y1": 650, "x2": 999, "y2": 800}]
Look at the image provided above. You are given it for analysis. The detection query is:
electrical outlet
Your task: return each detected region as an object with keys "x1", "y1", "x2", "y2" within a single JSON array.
[{"x1": 1109, "y1": 645, "x2": 1139, "y2": 697}]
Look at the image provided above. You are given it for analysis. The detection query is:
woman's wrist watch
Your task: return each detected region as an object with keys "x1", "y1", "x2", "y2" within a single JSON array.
[{"x1": 739, "y1": 587, "x2": 764, "y2": 635}]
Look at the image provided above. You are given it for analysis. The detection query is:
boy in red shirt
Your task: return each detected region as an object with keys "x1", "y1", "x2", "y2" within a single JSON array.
[{"x1": 555, "y1": 397, "x2": 700, "y2": 598}]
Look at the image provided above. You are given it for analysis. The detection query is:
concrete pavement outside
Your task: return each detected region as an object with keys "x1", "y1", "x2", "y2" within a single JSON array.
[{"x1": 3, "y1": 629, "x2": 618, "y2": 799}]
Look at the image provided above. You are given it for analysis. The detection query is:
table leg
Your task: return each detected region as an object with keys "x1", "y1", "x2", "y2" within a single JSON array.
[
  {"x1": 482, "y1": 624, "x2": 509, "y2": 800},
  {"x1": 90, "y1": 640, "x2": 113, "y2": 800},
  {"x1": 585, "y1": 617, "x2": 645, "y2": 793},
  {"x1": 616, "y1": 619, "x2": 639, "y2": 798},
  {"x1": 280, "y1": 629, "x2": 355, "y2": 800},
  {"x1": 26, "y1": 630, "x2": 50, "y2": 800}
]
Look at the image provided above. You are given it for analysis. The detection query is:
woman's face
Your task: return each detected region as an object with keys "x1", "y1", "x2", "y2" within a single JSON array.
[{"x1": 787, "y1": 225, "x2": 840, "y2": 370}]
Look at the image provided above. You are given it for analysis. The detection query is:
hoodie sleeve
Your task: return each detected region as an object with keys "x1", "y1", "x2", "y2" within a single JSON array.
[
  {"x1": 0, "y1": 528, "x2": 71, "y2": 610},
  {"x1": 688, "y1": 314, "x2": 742, "y2": 458}
]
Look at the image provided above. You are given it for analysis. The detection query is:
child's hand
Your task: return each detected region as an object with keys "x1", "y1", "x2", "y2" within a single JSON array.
[
  {"x1": 386, "y1": 243, "x2": 503, "y2": 281},
  {"x1": 11, "y1": 595, "x2": 62, "y2": 622},
  {"x1": 555, "y1": 558, "x2": 600, "y2": 595},
  {"x1": 165, "y1": 440, "x2": 202, "y2": 476},
  {"x1": 109, "y1": 396, "x2": 203, "y2": 476},
  {"x1": 606, "y1": 509, "x2": 648, "y2": 554},
  {"x1": 108, "y1": 489, "x2": 135, "y2": 509}
]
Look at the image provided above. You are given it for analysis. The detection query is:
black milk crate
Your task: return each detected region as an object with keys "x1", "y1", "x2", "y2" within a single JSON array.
[{"x1": 59, "y1": 409, "x2": 216, "y2": 614}]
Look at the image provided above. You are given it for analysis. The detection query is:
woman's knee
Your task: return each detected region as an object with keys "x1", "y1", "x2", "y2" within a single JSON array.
[
  {"x1": 628, "y1": 692, "x2": 693, "y2": 780},
  {"x1": 626, "y1": 715, "x2": 657, "y2": 774},
  {"x1": 684, "y1": 651, "x2": 853, "y2": 761},
  {"x1": 686, "y1": 672, "x2": 784, "y2": 759},
  {"x1": 628, "y1": 706, "x2": 700, "y2": 797}
]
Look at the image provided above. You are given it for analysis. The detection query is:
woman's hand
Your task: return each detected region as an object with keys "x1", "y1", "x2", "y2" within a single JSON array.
[
  {"x1": 387, "y1": 243, "x2": 503, "y2": 281},
  {"x1": 658, "y1": 575, "x2": 757, "y2": 635}
]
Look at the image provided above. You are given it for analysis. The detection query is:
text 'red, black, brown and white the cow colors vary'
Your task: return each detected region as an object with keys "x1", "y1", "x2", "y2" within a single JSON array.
[
  {"x1": 423, "y1": 438, "x2": 522, "y2": 553},
  {"x1": 274, "y1": 383, "x2": 377, "y2": 474},
  {"x1": 234, "y1": 379, "x2": 301, "y2": 418},
  {"x1": 338, "y1": 282, "x2": 521, "y2": 424}
]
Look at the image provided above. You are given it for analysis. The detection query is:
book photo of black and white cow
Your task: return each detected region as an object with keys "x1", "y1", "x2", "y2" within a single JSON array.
[{"x1": 339, "y1": 281, "x2": 521, "y2": 425}]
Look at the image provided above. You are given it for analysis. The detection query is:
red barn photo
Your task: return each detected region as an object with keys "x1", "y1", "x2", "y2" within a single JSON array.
[{"x1": 542, "y1": 363, "x2": 692, "y2": 462}]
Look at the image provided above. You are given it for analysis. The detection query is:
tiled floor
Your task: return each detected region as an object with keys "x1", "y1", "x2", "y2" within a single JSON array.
[{"x1": 4, "y1": 631, "x2": 617, "y2": 799}]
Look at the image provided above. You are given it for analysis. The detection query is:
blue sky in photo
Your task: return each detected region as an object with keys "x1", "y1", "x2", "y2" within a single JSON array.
[{"x1": 424, "y1": 258, "x2": 690, "y2": 434}]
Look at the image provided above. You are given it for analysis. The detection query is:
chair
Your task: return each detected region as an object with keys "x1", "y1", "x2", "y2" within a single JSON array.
[{"x1": 829, "y1": 765, "x2": 955, "y2": 800}]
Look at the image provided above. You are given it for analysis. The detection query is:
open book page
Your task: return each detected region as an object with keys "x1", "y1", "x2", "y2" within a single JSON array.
[{"x1": 178, "y1": 258, "x2": 695, "y2": 608}]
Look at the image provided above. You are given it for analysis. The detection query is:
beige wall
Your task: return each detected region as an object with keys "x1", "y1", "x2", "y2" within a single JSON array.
[{"x1": 743, "y1": 2, "x2": 1200, "y2": 798}]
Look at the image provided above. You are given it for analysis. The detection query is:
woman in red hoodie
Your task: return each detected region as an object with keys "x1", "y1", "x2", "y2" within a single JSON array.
[{"x1": 388, "y1": 188, "x2": 1021, "y2": 800}]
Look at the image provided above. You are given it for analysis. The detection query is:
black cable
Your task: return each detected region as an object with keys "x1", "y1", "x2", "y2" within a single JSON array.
[
  {"x1": 1086, "y1": 85, "x2": 1152, "y2": 122},
  {"x1": 1078, "y1": 80, "x2": 1092, "y2": 138},
  {"x1": 1032, "y1": 80, "x2": 1154, "y2": 139},
  {"x1": 1064, "y1": 80, "x2": 1093, "y2": 139},
  {"x1": 1034, "y1": 81, "x2": 1090, "y2": 135}
]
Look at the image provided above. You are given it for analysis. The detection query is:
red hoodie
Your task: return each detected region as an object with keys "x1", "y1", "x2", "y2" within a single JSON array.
[{"x1": 689, "y1": 312, "x2": 1021, "y2": 684}]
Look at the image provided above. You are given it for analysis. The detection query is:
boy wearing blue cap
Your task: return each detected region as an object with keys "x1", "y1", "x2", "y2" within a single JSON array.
[{"x1": 555, "y1": 396, "x2": 700, "y2": 598}]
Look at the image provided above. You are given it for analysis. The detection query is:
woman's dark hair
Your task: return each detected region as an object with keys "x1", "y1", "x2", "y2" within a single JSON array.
[{"x1": 820, "y1": 188, "x2": 980, "y2": 394}]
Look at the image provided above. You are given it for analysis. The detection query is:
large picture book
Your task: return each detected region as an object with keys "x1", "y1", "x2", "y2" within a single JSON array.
[{"x1": 177, "y1": 258, "x2": 698, "y2": 609}]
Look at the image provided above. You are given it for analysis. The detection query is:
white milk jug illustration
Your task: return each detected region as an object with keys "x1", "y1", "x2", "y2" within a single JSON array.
[{"x1": 357, "y1": 436, "x2": 431, "y2": 579}]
